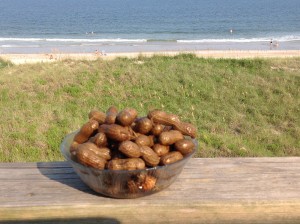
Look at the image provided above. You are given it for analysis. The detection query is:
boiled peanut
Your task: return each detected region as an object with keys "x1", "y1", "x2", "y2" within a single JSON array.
[
  {"x1": 174, "y1": 139, "x2": 195, "y2": 155},
  {"x1": 148, "y1": 110, "x2": 180, "y2": 126},
  {"x1": 152, "y1": 144, "x2": 170, "y2": 156},
  {"x1": 135, "y1": 135, "x2": 154, "y2": 147},
  {"x1": 160, "y1": 151, "x2": 183, "y2": 165},
  {"x1": 159, "y1": 130, "x2": 184, "y2": 145},
  {"x1": 117, "y1": 108, "x2": 138, "y2": 126},
  {"x1": 140, "y1": 146, "x2": 160, "y2": 167},
  {"x1": 76, "y1": 147, "x2": 106, "y2": 169},
  {"x1": 151, "y1": 123, "x2": 164, "y2": 136},
  {"x1": 74, "y1": 119, "x2": 99, "y2": 144},
  {"x1": 148, "y1": 109, "x2": 197, "y2": 138},
  {"x1": 89, "y1": 109, "x2": 106, "y2": 124},
  {"x1": 78, "y1": 142, "x2": 111, "y2": 160},
  {"x1": 134, "y1": 117, "x2": 153, "y2": 134},
  {"x1": 119, "y1": 141, "x2": 141, "y2": 158},
  {"x1": 89, "y1": 132, "x2": 108, "y2": 147},
  {"x1": 99, "y1": 124, "x2": 132, "y2": 142},
  {"x1": 173, "y1": 122, "x2": 197, "y2": 138},
  {"x1": 107, "y1": 158, "x2": 145, "y2": 170},
  {"x1": 105, "y1": 106, "x2": 118, "y2": 124}
]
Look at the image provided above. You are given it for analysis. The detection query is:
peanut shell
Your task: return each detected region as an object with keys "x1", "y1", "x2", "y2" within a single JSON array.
[
  {"x1": 99, "y1": 124, "x2": 132, "y2": 142},
  {"x1": 159, "y1": 130, "x2": 184, "y2": 145},
  {"x1": 174, "y1": 139, "x2": 195, "y2": 155},
  {"x1": 107, "y1": 158, "x2": 146, "y2": 170},
  {"x1": 140, "y1": 146, "x2": 160, "y2": 167},
  {"x1": 160, "y1": 151, "x2": 183, "y2": 165},
  {"x1": 76, "y1": 147, "x2": 106, "y2": 169},
  {"x1": 119, "y1": 141, "x2": 141, "y2": 158}
]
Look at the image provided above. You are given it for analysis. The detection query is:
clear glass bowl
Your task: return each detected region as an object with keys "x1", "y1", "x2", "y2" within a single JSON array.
[{"x1": 60, "y1": 131, "x2": 196, "y2": 199}]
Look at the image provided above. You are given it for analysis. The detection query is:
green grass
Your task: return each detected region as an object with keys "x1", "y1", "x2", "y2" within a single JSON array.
[{"x1": 0, "y1": 55, "x2": 299, "y2": 162}]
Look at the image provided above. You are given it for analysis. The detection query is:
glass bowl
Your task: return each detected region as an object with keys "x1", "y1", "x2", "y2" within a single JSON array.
[{"x1": 60, "y1": 131, "x2": 197, "y2": 199}]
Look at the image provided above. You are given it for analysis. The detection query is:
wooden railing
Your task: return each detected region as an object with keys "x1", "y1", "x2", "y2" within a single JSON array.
[{"x1": 0, "y1": 157, "x2": 299, "y2": 223}]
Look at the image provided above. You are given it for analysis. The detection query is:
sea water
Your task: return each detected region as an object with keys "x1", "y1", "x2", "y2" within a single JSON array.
[{"x1": 0, "y1": 0, "x2": 299, "y2": 53}]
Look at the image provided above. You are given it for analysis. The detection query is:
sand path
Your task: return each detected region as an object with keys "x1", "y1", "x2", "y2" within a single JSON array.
[{"x1": 1, "y1": 50, "x2": 299, "y2": 64}]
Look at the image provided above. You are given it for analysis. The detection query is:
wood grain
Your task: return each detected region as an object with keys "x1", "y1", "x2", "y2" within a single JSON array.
[{"x1": 0, "y1": 158, "x2": 299, "y2": 223}]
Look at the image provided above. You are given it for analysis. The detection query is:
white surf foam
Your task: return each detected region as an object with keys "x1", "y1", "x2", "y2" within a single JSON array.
[
  {"x1": 177, "y1": 36, "x2": 300, "y2": 43},
  {"x1": 0, "y1": 38, "x2": 147, "y2": 43}
]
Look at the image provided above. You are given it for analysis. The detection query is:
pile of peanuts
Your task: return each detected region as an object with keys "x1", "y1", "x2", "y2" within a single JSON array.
[
  {"x1": 70, "y1": 107, "x2": 197, "y2": 193},
  {"x1": 70, "y1": 107, "x2": 197, "y2": 172}
]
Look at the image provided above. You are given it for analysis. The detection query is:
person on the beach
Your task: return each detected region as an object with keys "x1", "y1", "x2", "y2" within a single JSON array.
[{"x1": 270, "y1": 39, "x2": 273, "y2": 49}]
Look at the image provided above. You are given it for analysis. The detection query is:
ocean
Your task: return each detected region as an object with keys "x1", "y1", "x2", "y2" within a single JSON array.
[{"x1": 0, "y1": 0, "x2": 300, "y2": 53}]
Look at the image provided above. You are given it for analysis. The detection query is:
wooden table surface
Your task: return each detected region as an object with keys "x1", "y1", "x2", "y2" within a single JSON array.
[{"x1": 0, "y1": 157, "x2": 299, "y2": 223}]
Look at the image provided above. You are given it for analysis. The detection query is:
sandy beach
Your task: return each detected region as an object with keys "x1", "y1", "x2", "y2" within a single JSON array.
[{"x1": 0, "y1": 50, "x2": 300, "y2": 65}]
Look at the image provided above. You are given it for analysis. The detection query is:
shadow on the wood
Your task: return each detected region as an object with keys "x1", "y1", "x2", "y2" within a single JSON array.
[
  {"x1": 36, "y1": 162, "x2": 100, "y2": 197},
  {"x1": 0, "y1": 217, "x2": 121, "y2": 224}
]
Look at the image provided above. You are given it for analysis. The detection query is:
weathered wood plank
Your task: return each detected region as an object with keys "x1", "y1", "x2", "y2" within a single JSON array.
[
  {"x1": 0, "y1": 202, "x2": 300, "y2": 224},
  {"x1": 0, "y1": 158, "x2": 299, "y2": 223}
]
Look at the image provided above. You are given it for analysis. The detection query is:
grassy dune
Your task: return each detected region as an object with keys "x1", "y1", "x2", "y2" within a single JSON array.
[{"x1": 0, "y1": 54, "x2": 299, "y2": 162}]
